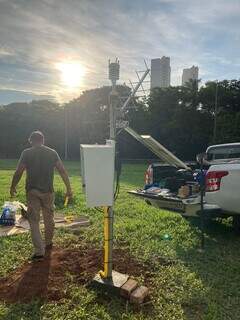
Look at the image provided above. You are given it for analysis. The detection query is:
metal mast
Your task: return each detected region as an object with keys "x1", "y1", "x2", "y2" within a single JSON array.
[
  {"x1": 101, "y1": 59, "x2": 120, "y2": 279},
  {"x1": 101, "y1": 59, "x2": 149, "y2": 280}
]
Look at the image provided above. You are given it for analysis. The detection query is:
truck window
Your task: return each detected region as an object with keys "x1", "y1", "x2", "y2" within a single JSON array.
[{"x1": 207, "y1": 145, "x2": 240, "y2": 160}]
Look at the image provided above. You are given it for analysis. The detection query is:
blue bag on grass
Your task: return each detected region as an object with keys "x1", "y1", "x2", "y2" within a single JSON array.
[{"x1": 0, "y1": 205, "x2": 15, "y2": 226}]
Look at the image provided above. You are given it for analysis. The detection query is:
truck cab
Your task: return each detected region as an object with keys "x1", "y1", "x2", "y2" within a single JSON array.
[{"x1": 204, "y1": 143, "x2": 240, "y2": 217}]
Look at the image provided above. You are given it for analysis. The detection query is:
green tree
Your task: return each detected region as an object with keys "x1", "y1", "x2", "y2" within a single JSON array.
[
  {"x1": 146, "y1": 85, "x2": 212, "y2": 159},
  {"x1": 0, "y1": 100, "x2": 64, "y2": 158},
  {"x1": 199, "y1": 80, "x2": 240, "y2": 143}
]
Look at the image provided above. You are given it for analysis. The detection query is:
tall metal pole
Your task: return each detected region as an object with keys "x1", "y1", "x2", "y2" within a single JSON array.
[
  {"x1": 109, "y1": 84, "x2": 117, "y2": 140},
  {"x1": 102, "y1": 60, "x2": 149, "y2": 279},
  {"x1": 101, "y1": 60, "x2": 119, "y2": 279},
  {"x1": 213, "y1": 81, "x2": 218, "y2": 143},
  {"x1": 102, "y1": 85, "x2": 117, "y2": 279},
  {"x1": 105, "y1": 89, "x2": 117, "y2": 278}
]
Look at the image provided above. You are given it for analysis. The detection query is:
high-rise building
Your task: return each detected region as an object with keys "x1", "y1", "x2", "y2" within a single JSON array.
[
  {"x1": 182, "y1": 66, "x2": 199, "y2": 85},
  {"x1": 150, "y1": 57, "x2": 171, "y2": 89}
]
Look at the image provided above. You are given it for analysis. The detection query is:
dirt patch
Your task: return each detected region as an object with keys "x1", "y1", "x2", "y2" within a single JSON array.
[{"x1": 0, "y1": 246, "x2": 150, "y2": 303}]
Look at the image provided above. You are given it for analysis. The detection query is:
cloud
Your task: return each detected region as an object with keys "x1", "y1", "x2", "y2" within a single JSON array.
[
  {"x1": 0, "y1": 87, "x2": 55, "y2": 105},
  {"x1": 0, "y1": 0, "x2": 240, "y2": 103},
  {"x1": 0, "y1": 46, "x2": 14, "y2": 57}
]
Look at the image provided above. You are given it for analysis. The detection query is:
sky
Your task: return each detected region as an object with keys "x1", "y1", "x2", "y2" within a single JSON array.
[{"x1": 0, "y1": 0, "x2": 240, "y2": 104}]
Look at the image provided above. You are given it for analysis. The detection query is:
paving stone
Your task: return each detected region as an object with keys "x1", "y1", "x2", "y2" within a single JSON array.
[
  {"x1": 120, "y1": 278, "x2": 138, "y2": 299},
  {"x1": 130, "y1": 285, "x2": 149, "y2": 304}
]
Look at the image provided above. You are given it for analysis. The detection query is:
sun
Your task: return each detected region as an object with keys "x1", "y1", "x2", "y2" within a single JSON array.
[{"x1": 55, "y1": 61, "x2": 85, "y2": 88}]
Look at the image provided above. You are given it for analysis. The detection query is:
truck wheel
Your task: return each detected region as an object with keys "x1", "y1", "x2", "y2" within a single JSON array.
[{"x1": 232, "y1": 216, "x2": 240, "y2": 235}]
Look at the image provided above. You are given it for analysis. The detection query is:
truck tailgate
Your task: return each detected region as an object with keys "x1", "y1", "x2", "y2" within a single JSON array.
[{"x1": 128, "y1": 190, "x2": 221, "y2": 217}]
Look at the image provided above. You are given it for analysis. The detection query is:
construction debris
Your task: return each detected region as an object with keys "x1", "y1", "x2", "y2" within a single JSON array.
[{"x1": 0, "y1": 214, "x2": 90, "y2": 237}]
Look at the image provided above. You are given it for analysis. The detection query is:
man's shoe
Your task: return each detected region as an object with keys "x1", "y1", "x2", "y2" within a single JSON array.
[
  {"x1": 31, "y1": 254, "x2": 44, "y2": 261},
  {"x1": 45, "y1": 243, "x2": 53, "y2": 250}
]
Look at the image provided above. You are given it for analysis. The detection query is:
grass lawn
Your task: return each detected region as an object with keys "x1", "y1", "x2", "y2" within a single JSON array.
[{"x1": 0, "y1": 159, "x2": 240, "y2": 319}]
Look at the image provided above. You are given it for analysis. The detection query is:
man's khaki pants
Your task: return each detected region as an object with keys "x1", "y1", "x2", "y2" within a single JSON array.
[{"x1": 27, "y1": 189, "x2": 55, "y2": 256}]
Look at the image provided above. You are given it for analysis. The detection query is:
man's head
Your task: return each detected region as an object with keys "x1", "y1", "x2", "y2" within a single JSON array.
[{"x1": 28, "y1": 131, "x2": 45, "y2": 146}]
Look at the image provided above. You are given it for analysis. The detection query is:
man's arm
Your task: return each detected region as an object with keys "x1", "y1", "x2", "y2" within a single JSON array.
[
  {"x1": 55, "y1": 160, "x2": 73, "y2": 198},
  {"x1": 10, "y1": 163, "x2": 26, "y2": 197}
]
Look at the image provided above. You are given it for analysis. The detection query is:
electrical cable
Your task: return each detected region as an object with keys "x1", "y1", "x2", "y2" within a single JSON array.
[
  {"x1": 114, "y1": 142, "x2": 122, "y2": 201},
  {"x1": 114, "y1": 176, "x2": 120, "y2": 200}
]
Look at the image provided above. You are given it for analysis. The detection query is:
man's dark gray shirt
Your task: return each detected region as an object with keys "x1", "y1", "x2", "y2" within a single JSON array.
[{"x1": 19, "y1": 145, "x2": 60, "y2": 193}]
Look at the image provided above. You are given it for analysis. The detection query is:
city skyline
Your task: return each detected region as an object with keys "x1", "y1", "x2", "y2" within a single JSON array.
[
  {"x1": 151, "y1": 59, "x2": 200, "y2": 89},
  {"x1": 151, "y1": 57, "x2": 171, "y2": 89},
  {"x1": 182, "y1": 65, "x2": 199, "y2": 86},
  {"x1": 0, "y1": 0, "x2": 240, "y2": 104}
]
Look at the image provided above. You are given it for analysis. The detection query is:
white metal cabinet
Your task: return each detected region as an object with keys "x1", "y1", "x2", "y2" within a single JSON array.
[{"x1": 80, "y1": 141, "x2": 115, "y2": 207}]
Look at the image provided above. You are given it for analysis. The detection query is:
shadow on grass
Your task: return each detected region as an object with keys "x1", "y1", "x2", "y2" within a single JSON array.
[
  {"x1": 0, "y1": 251, "x2": 51, "y2": 320},
  {"x1": 178, "y1": 217, "x2": 240, "y2": 319},
  {"x1": 186, "y1": 216, "x2": 234, "y2": 238}
]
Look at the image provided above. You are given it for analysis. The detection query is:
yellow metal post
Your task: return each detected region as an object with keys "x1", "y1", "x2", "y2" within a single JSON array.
[{"x1": 99, "y1": 206, "x2": 112, "y2": 278}]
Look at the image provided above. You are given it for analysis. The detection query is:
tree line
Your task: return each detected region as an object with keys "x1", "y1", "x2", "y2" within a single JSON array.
[{"x1": 0, "y1": 79, "x2": 240, "y2": 161}]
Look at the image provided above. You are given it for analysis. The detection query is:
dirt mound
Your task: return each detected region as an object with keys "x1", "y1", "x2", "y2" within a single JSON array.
[{"x1": 0, "y1": 246, "x2": 148, "y2": 303}]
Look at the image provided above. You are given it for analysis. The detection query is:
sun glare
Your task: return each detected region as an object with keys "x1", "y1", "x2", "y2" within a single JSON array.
[{"x1": 55, "y1": 61, "x2": 85, "y2": 88}]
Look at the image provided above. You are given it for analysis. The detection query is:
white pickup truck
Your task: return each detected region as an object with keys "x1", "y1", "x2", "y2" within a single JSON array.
[
  {"x1": 204, "y1": 143, "x2": 240, "y2": 230},
  {"x1": 126, "y1": 127, "x2": 240, "y2": 231}
]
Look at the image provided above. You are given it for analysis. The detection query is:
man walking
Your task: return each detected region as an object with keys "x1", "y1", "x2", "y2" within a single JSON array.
[{"x1": 10, "y1": 131, "x2": 72, "y2": 260}]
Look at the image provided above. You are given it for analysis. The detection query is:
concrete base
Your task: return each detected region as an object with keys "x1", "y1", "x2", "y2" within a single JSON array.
[
  {"x1": 92, "y1": 270, "x2": 129, "y2": 294},
  {"x1": 92, "y1": 271, "x2": 150, "y2": 304}
]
